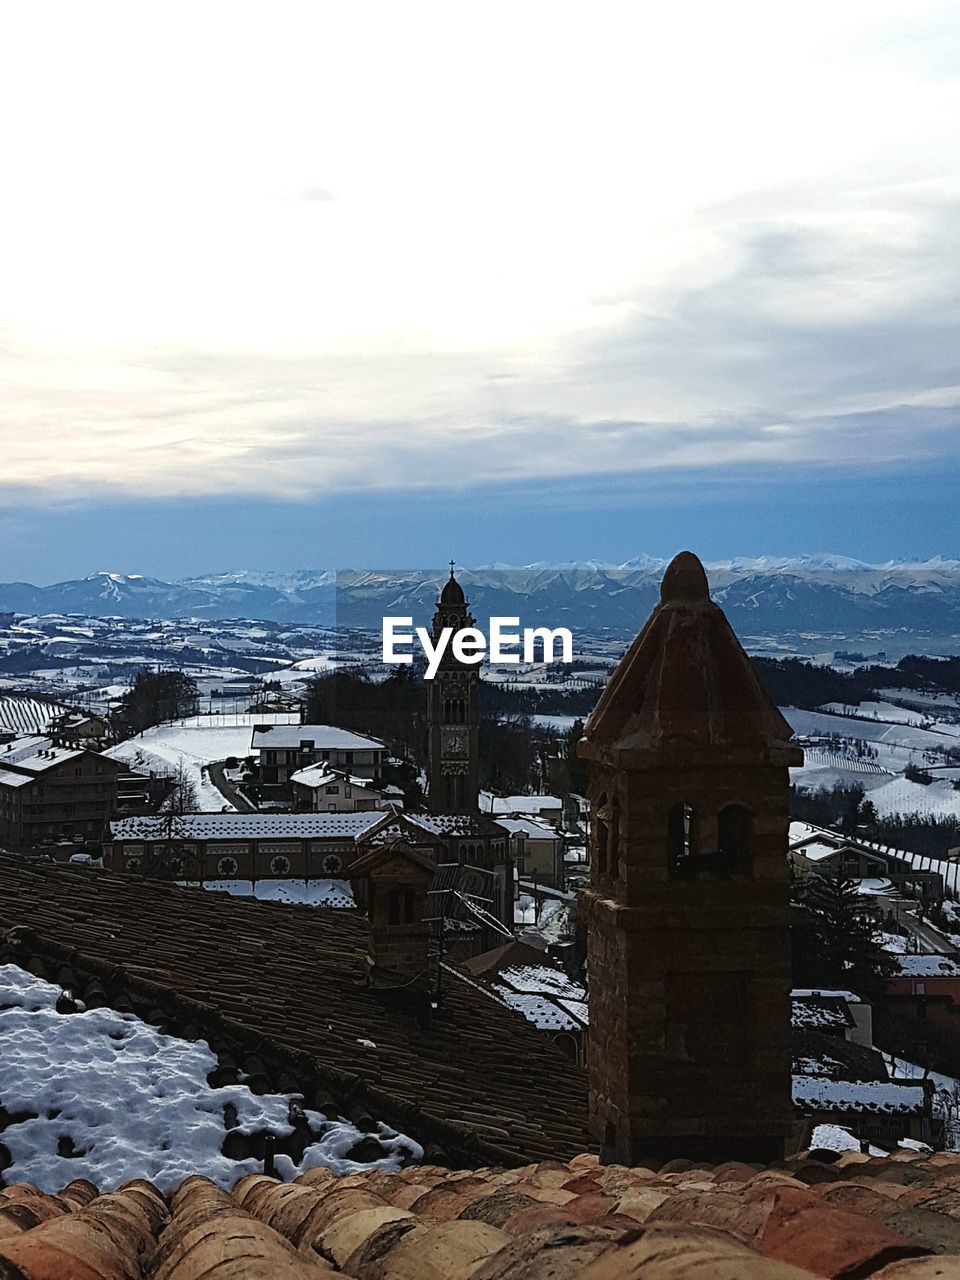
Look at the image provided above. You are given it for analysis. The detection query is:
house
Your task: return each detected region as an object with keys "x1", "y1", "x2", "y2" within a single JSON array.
[
  {"x1": 790, "y1": 821, "x2": 945, "y2": 903},
  {"x1": 250, "y1": 723, "x2": 386, "y2": 788},
  {"x1": 289, "y1": 763, "x2": 385, "y2": 812},
  {"x1": 0, "y1": 735, "x2": 121, "y2": 852},
  {"x1": 480, "y1": 791, "x2": 564, "y2": 824},
  {"x1": 495, "y1": 814, "x2": 565, "y2": 886},
  {"x1": 105, "y1": 810, "x2": 385, "y2": 880}
]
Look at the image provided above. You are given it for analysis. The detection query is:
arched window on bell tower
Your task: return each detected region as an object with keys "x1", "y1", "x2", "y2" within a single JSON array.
[{"x1": 718, "y1": 803, "x2": 753, "y2": 872}]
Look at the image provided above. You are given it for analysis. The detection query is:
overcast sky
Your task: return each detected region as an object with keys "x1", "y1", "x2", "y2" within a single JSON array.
[{"x1": 2, "y1": 2, "x2": 959, "y2": 576}]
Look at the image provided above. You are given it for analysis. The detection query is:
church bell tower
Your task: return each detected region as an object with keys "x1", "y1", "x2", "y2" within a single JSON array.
[
  {"x1": 426, "y1": 566, "x2": 480, "y2": 814},
  {"x1": 579, "y1": 551, "x2": 803, "y2": 1165}
]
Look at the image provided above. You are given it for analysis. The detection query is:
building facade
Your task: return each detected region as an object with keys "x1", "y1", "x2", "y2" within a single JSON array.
[{"x1": 0, "y1": 736, "x2": 121, "y2": 851}]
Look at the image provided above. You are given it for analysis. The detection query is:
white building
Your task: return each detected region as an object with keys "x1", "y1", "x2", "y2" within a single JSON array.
[
  {"x1": 251, "y1": 724, "x2": 386, "y2": 787},
  {"x1": 290, "y1": 764, "x2": 385, "y2": 813}
]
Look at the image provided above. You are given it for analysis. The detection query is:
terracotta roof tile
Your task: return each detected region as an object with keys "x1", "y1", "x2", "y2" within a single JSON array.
[{"x1": 10, "y1": 1153, "x2": 960, "y2": 1277}]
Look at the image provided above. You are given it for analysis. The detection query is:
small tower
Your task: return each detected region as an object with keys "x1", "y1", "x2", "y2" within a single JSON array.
[
  {"x1": 349, "y1": 836, "x2": 437, "y2": 987},
  {"x1": 426, "y1": 565, "x2": 480, "y2": 814},
  {"x1": 579, "y1": 551, "x2": 803, "y2": 1165}
]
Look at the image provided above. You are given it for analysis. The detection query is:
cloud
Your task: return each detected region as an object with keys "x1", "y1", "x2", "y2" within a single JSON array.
[
  {"x1": 291, "y1": 185, "x2": 336, "y2": 203},
  {"x1": 1, "y1": 2, "x2": 958, "y2": 503}
]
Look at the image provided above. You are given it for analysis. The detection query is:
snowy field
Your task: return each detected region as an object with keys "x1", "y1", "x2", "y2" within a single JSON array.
[
  {"x1": 0, "y1": 964, "x2": 421, "y2": 1193},
  {"x1": 106, "y1": 712, "x2": 300, "y2": 812},
  {"x1": 788, "y1": 702, "x2": 960, "y2": 821}
]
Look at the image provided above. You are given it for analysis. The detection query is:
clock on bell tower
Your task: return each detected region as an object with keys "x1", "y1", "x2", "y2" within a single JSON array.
[{"x1": 425, "y1": 565, "x2": 480, "y2": 814}]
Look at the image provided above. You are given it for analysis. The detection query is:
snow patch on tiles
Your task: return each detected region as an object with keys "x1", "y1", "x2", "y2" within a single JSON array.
[
  {"x1": 0, "y1": 963, "x2": 420, "y2": 1193},
  {"x1": 793, "y1": 1076, "x2": 926, "y2": 1114},
  {"x1": 198, "y1": 878, "x2": 355, "y2": 908}
]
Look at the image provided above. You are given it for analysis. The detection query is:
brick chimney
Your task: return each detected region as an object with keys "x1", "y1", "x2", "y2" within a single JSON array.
[
  {"x1": 349, "y1": 836, "x2": 437, "y2": 988},
  {"x1": 579, "y1": 551, "x2": 803, "y2": 1165}
]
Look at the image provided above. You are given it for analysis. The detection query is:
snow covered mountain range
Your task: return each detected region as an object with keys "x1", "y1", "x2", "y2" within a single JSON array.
[{"x1": 1, "y1": 558, "x2": 960, "y2": 638}]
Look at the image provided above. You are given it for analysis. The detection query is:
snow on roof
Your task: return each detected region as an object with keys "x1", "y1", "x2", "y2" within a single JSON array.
[
  {"x1": 289, "y1": 763, "x2": 379, "y2": 790},
  {"x1": 405, "y1": 813, "x2": 503, "y2": 837},
  {"x1": 792, "y1": 987, "x2": 863, "y2": 1004},
  {"x1": 791, "y1": 998, "x2": 853, "y2": 1031},
  {"x1": 480, "y1": 792, "x2": 562, "y2": 816},
  {"x1": 251, "y1": 724, "x2": 385, "y2": 751},
  {"x1": 110, "y1": 812, "x2": 384, "y2": 841},
  {"x1": 0, "y1": 962, "x2": 420, "y2": 1193},
  {"x1": 199, "y1": 879, "x2": 355, "y2": 909},
  {"x1": 895, "y1": 955, "x2": 960, "y2": 978},
  {"x1": 498, "y1": 964, "x2": 586, "y2": 1002},
  {"x1": 794, "y1": 840, "x2": 844, "y2": 863},
  {"x1": 493, "y1": 987, "x2": 583, "y2": 1032},
  {"x1": 0, "y1": 736, "x2": 85, "y2": 772},
  {"x1": 793, "y1": 1076, "x2": 927, "y2": 1114},
  {"x1": 0, "y1": 767, "x2": 35, "y2": 789},
  {"x1": 495, "y1": 817, "x2": 558, "y2": 839}
]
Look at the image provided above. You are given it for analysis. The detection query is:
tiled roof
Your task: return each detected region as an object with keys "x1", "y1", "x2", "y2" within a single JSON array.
[
  {"x1": 9, "y1": 1150, "x2": 960, "y2": 1277},
  {"x1": 110, "y1": 812, "x2": 385, "y2": 841},
  {"x1": 0, "y1": 855, "x2": 591, "y2": 1166}
]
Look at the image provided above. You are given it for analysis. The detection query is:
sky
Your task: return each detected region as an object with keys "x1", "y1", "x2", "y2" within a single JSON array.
[{"x1": 2, "y1": 1, "x2": 959, "y2": 581}]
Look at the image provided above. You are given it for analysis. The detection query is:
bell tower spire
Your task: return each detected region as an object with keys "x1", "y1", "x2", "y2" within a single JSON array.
[
  {"x1": 580, "y1": 551, "x2": 803, "y2": 1165},
  {"x1": 426, "y1": 565, "x2": 480, "y2": 814}
]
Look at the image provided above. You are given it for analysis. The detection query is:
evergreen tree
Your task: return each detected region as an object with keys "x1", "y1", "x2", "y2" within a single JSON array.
[{"x1": 791, "y1": 869, "x2": 894, "y2": 999}]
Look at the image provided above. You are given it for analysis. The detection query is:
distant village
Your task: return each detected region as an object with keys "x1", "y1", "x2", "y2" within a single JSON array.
[{"x1": 0, "y1": 563, "x2": 959, "y2": 1172}]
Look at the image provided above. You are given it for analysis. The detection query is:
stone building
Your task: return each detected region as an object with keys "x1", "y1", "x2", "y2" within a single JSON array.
[
  {"x1": 0, "y1": 735, "x2": 122, "y2": 852},
  {"x1": 426, "y1": 568, "x2": 480, "y2": 815},
  {"x1": 579, "y1": 550, "x2": 803, "y2": 1165}
]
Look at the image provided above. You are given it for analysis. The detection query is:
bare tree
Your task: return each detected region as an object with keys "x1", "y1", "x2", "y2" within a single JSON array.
[{"x1": 143, "y1": 761, "x2": 200, "y2": 881}]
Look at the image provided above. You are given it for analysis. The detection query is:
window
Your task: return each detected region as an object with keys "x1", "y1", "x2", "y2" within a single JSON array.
[
  {"x1": 127, "y1": 857, "x2": 141, "y2": 871},
  {"x1": 270, "y1": 855, "x2": 290, "y2": 875},
  {"x1": 717, "y1": 804, "x2": 753, "y2": 861},
  {"x1": 388, "y1": 887, "x2": 416, "y2": 924},
  {"x1": 322, "y1": 854, "x2": 342, "y2": 874},
  {"x1": 217, "y1": 857, "x2": 238, "y2": 876}
]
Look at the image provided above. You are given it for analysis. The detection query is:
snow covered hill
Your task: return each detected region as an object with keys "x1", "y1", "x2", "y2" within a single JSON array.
[{"x1": 2, "y1": 558, "x2": 960, "y2": 638}]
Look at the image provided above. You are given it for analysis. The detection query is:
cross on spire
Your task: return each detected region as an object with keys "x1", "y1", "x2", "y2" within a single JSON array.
[{"x1": 449, "y1": 559, "x2": 456, "y2": 576}]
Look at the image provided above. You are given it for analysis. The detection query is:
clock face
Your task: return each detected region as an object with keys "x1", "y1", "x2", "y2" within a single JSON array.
[{"x1": 442, "y1": 729, "x2": 467, "y2": 756}]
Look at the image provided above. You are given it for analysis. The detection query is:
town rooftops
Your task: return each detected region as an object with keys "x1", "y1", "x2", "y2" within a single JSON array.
[
  {"x1": 251, "y1": 723, "x2": 385, "y2": 752},
  {"x1": 0, "y1": 854, "x2": 591, "y2": 1166},
  {"x1": 109, "y1": 811, "x2": 386, "y2": 841},
  {"x1": 8, "y1": 1150, "x2": 960, "y2": 1278}
]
